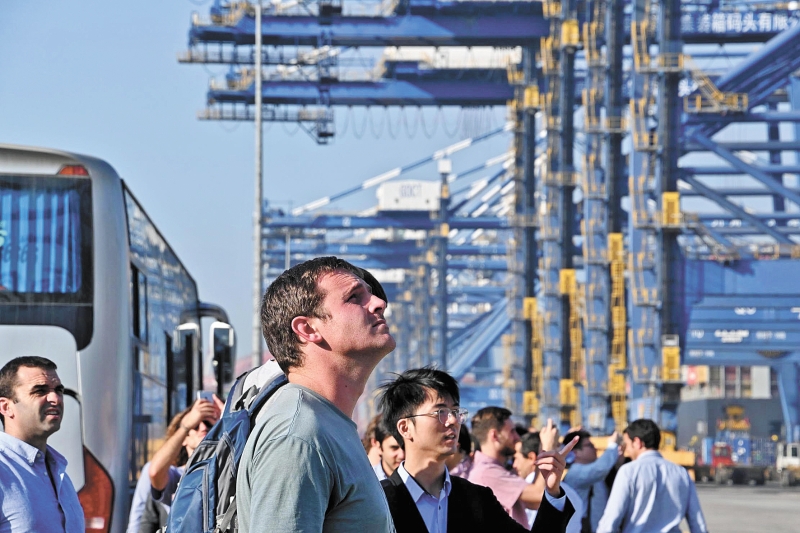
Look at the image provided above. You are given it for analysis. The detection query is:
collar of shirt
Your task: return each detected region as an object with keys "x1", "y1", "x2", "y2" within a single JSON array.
[
  {"x1": 0, "y1": 431, "x2": 67, "y2": 471},
  {"x1": 397, "y1": 462, "x2": 452, "y2": 502},
  {"x1": 373, "y1": 461, "x2": 389, "y2": 481},
  {"x1": 637, "y1": 450, "x2": 662, "y2": 461}
]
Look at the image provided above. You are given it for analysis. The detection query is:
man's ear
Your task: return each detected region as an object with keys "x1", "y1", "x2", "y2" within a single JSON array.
[
  {"x1": 0, "y1": 397, "x2": 14, "y2": 421},
  {"x1": 397, "y1": 418, "x2": 413, "y2": 441},
  {"x1": 291, "y1": 316, "x2": 323, "y2": 344},
  {"x1": 527, "y1": 451, "x2": 537, "y2": 463}
]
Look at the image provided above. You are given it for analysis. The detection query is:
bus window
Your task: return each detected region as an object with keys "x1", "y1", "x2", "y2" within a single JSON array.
[
  {"x1": 0, "y1": 175, "x2": 93, "y2": 348},
  {"x1": 131, "y1": 266, "x2": 148, "y2": 341}
]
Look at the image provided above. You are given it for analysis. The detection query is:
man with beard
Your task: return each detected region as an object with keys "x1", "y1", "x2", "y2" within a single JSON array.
[
  {"x1": 0, "y1": 356, "x2": 84, "y2": 532},
  {"x1": 379, "y1": 368, "x2": 577, "y2": 533},
  {"x1": 469, "y1": 407, "x2": 555, "y2": 527}
]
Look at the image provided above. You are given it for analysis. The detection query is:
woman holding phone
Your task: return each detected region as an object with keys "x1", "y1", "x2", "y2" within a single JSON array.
[{"x1": 126, "y1": 394, "x2": 223, "y2": 533}]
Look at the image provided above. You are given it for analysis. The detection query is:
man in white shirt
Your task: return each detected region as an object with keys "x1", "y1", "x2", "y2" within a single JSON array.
[
  {"x1": 597, "y1": 419, "x2": 708, "y2": 533},
  {"x1": 0, "y1": 356, "x2": 85, "y2": 533},
  {"x1": 514, "y1": 430, "x2": 584, "y2": 533},
  {"x1": 373, "y1": 416, "x2": 405, "y2": 480}
]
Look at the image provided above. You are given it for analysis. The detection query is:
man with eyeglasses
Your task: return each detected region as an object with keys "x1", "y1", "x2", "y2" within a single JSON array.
[{"x1": 377, "y1": 367, "x2": 576, "y2": 533}]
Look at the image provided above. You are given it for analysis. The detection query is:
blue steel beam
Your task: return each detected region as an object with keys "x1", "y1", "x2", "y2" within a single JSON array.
[
  {"x1": 262, "y1": 241, "x2": 508, "y2": 256},
  {"x1": 689, "y1": 20, "x2": 800, "y2": 139},
  {"x1": 188, "y1": 5, "x2": 798, "y2": 49},
  {"x1": 291, "y1": 125, "x2": 510, "y2": 214},
  {"x1": 263, "y1": 214, "x2": 510, "y2": 230},
  {"x1": 684, "y1": 165, "x2": 800, "y2": 175},
  {"x1": 206, "y1": 64, "x2": 592, "y2": 110},
  {"x1": 681, "y1": 187, "x2": 800, "y2": 196},
  {"x1": 688, "y1": 133, "x2": 800, "y2": 208},
  {"x1": 681, "y1": 175, "x2": 793, "y2": 244},
  {"x1": 190, "y1": 2, "x2": 549, "y2": 48},
  {"x1": 208, "y1": 85, "x2": 506, "y2": 107}
]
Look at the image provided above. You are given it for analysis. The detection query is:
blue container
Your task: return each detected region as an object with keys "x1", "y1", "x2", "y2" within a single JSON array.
[
  {"x1": 731, "y1": 437, "x2": 752, "y2": 465},
  {"x1": 750, "y1": 438, "x2": 777, "y2": 467}
]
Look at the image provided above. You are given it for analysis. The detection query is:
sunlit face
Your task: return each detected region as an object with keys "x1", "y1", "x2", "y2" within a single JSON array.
[
  {"x1": 496, "y1": 418, "x2": 520, "y2": 458},
  {"x1": 0, "y1": 366, "x2": 64, "y2": 442},
  {"x1": 379, "y1": 435, "x2": 405, "y2": 475},
  {"x1": 401, "y1": 390, "x2": 461, "y2": 460},
  {"x1": 513, "y1": 441, "x2": 536, "y2": 479},
  {"x1": 622, "y1": 433, "x2": 636, "y2": 460},
  {"x1": 311, "y1": 270, "x2": 396, "y2": 359}
]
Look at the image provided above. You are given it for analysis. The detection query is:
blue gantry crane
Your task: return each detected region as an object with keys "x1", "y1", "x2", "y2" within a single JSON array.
[{"x1": 181, "y1": 0, "x2": 800, "y2": 441}]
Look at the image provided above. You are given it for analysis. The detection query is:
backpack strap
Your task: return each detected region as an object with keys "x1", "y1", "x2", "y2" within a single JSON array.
[
  {"x1": 215, "y1": 494, "x2": 237, "y2": 533},
  {"x1": 226, "y1": 369, "x2": 257, "y2": 415},
  {"x1": 247, "y1": 373, "x2": 288, "y2": 419}
]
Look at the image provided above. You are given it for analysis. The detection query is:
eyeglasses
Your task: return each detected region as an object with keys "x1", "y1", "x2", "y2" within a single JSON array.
[
  {"x1": 194, "y1": 420, "x2": 213, "y2": 432},
  {"x1": 406, "y1": 408, "x2": 469, "y2": 425}
]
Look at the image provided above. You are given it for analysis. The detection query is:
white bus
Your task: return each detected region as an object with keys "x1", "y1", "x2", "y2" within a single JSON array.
[{"x1": 0, "y1": 144, "x2": 236, "y2": 533}]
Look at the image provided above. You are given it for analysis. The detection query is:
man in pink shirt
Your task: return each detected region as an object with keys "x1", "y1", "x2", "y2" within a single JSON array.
[{"x1": 468, "y1": 407, "x2": 555, "y2": 528}]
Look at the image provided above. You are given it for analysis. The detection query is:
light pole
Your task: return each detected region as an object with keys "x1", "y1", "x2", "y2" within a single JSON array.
[{"x1": 251, "y1": 0, "x2": 263, "y2": 368}]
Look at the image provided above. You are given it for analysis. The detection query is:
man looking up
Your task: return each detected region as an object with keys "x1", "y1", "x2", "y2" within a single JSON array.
[
  {"x1": 597, "y1": 419, "x2": 708, "y2": 533},
  {"x1": 0, "y1": 356, "x2": 85, "y2": 532},
  {"x1": 378, "y1": 367, "x2": 576, "y2": 533},
  {"x1": 561, "y1": 429, "x2": 620, "y2": 533},
  {"x1": 469, "y1": 408, "x2": 561, "y2": 527},
  {"x1": 237, "y1": 257, "x2": 396, "y2": 533},
  {"x1": 374, "y1": 416, "x2": 405, "y2": 480}
]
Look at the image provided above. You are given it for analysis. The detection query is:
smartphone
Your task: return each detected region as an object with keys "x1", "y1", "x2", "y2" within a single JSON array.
[{"x1": 196, "y1": 390, "x2": 214, "y2": 402}]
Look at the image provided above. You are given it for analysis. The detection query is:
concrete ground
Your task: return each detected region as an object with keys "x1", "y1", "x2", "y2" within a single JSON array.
[{"x1": 692, "y1": 483, "x2": 800, "y2": 533}]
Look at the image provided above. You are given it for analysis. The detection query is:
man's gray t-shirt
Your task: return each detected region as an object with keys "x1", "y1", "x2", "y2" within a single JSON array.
[{"x1": 237, "y1": 383, "x2": 395, "y2": 533}]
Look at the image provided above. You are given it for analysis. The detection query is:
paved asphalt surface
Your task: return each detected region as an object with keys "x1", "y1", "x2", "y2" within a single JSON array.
[{"x1": 693, "y1": 483, "x2": 800, "y2": 533}]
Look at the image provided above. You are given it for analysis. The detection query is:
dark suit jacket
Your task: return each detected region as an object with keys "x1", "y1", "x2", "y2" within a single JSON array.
[{"x1": 382, "y1": 469, "x2": 574, "y2": 533}]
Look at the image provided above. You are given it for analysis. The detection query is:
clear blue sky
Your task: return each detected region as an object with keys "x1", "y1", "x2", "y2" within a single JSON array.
[{"x1": 0, "y1": 1, "x2": 509, "y2": 358}]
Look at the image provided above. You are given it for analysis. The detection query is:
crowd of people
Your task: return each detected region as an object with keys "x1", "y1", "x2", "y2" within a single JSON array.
[{"x1": 0, "y1": 256, "x2": 708, "y2": 533}]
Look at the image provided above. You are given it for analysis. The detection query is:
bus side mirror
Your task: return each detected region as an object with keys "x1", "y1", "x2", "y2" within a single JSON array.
[{"x1": 211, "y1": 321, "x2": 236, "y2": 392}]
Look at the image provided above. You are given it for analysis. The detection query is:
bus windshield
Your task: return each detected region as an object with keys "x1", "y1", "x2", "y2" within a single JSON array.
[{"x1": 0, "y1": 175, "x2": 92, "y2": 303}]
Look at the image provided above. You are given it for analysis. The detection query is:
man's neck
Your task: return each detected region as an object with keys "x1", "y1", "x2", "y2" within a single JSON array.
[
  {"x1": 477, "y1": 446, "x2": 505, "y2": 463},
  {"x1": 5, "y1": 427, "x2": 47, "y2": 454},
  {"x1": 288, "y1": 353, "x2": 377, "y2": 418},
  {"x1": 404, "y1": 453, "x2": 447, "y2": 495}
]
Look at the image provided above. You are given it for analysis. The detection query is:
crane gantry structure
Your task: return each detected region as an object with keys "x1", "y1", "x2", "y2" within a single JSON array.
[{"x1": 181, "y1": 0, "x2": 800, "y2": 440}]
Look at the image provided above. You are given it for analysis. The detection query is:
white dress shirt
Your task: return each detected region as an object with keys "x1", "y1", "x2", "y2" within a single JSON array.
[
  {"x1": 597, "y1": 450, "x2": 708, "y2": 533},
  {"x1": 397, "y1": 462, "x2": 452, "y2": 533},
  {"x1": 373, "y1": 461, "x2": 388, "y2": 481},
  {"x1": 525, "y1": 471, "x2": 584, "y2": 533}
]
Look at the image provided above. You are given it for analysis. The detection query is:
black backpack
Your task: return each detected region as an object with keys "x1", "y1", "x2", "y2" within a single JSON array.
[{"x1": 165, "y1": 368, "x2": 288, "y2": 532}]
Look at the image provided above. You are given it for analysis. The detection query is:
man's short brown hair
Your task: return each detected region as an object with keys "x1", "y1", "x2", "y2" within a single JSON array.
[
  {"x1": 470, "y1": 406, "x2": 512, "y2": 444},
  {"x1": 260, "y1": 256, "x2": 386, "y2": 372}
]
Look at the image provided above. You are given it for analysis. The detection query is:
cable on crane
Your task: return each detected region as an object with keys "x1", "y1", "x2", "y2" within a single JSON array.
[
  {"x1": 370, "y1": 107, "x2": 386, "y2": 139},
  {"x1": 441, "y1": 108, "x2": 462, "y2": 138},
  {"x1": 338, "y1": 106, "x2": 352, "y2": 137},
  {"x1": 282, "y1": 121, "x2": 301, "y2": 136},
  {"x1": 403, "y1": 107, "x2": 420, "y2": 138},
  {"x1": 385, "y1": 108, "x2": 398, "y2": 140},
  {"x1": 419, "y1": 107, "x2": 438, "y2": 139},
  {"x1": 352, "y1": 107, "x2": 369, "y2": 139}
]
